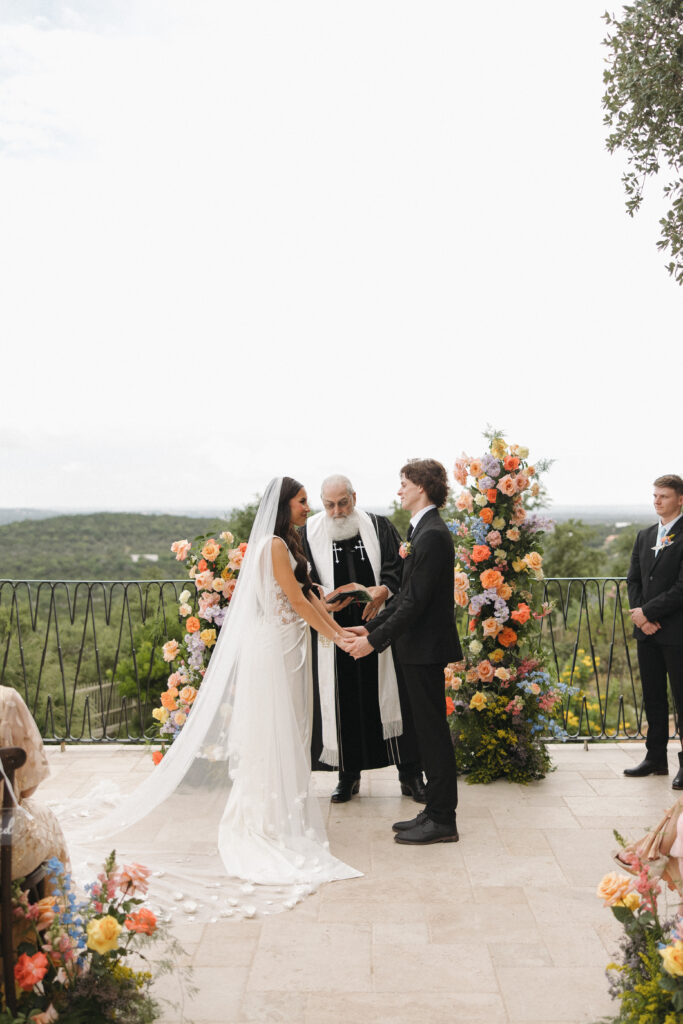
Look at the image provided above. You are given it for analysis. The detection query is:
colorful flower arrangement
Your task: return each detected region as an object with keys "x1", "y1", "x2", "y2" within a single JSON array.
[
  {"x1": 597, "y1": 842, "x2": 683, "y2": 1021},
  {"x1": 149, "y1": 531, "x2": 246, "y2": 760},
  {"x1": 445, "y1": 431, "x2": 575, "y2": 783},
  {"x1": 1, "y1": 853, "x2": 183, "y2": 1023}
]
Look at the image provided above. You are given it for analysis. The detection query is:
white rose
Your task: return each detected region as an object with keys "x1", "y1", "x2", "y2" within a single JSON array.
[
  {"x1": 474, "y1": 494, "x2": 487, "y2": 507},
  {"x1": 220, "y1": 531, "x2": 234, "y2": 545},
  {"x1": 179, "y1": 590, "x2": 191, "y2": 603},
  {"x1": 470, "y1": 639, "x2": 483, "y2": 655}
]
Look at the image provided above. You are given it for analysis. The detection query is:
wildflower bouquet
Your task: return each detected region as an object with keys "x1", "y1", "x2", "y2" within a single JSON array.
[
  {"x1": 149, "y1": 530, "x2": 247, "y2": 760},
  {"x1": 445, "y1": 431, "x2": 572, "y2": 783},
  {"x1": 597, "y1": 846, "x2": 683, "y2": 1022},
  {"x1": 2, "y1": 853, "x2": 167, "y2": 1023}
]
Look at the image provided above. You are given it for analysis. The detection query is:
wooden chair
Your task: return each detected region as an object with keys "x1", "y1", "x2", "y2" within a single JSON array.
[{"x1": 1, "y1": 746, "x2": 49, "y2": 1015}]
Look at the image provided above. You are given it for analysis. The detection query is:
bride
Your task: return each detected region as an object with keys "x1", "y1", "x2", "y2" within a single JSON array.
[{"x1": 63, "y1": 477, "x2": 361, "y2": 920}]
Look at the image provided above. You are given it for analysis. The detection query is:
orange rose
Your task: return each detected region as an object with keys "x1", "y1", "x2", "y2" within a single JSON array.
[
  {"x1": 469, "y1": 459, "x2": 483, "y2": 477},
  {"x1": 486, "y1": 489, "x2": 497, "y2": 503},
  {"x1": 472, "y1": 545, "x2": 491, "y2": 563},
  {"x1": 456, "y1": 490, "x2": 474, "y2": 512},
  {"x1": 596, "y1": 872, "x2": 633, "y2": 907},
  {"x1": 503, "y1": 456, "x2": 520, "y2": 471},
  {"x1": 477, "y1": 660, "x2": 495, "y2": 682},
  {"x1": 445, "y1": 696, "x2": 455, "y2": 716},
  {"x1": 171, "y1": 539, "x2": 192, "y2": 561},
  {"x1": 160, "y1": 690, "x2": 178, "y2": 710},
  {"x1": 465, "y1": 668, "x2": 479, "y2": 684},
  {"x1": 152, "y1": 750, "x2": 163, "y2": 765},
  {"x1": 515, "y1": 473, "x2": 529, "y2": 492},
  {"x1": 479, "y1": 507, "x2": 494, "y2": 524},
  {"x1": 201, "y1": 539, "x2": 221, "y2": 561},
  {"x1": 162, "y1": 639, "x2": 180, "y2": 662},
  {"x1": 125, "y1": 908, "x2": 157, "y2": 935},
  {"x1": 32, "y1": 896, "x2": 57, "y2": 931},
  {"x1": 480, "y1": 568, "x2": 504, "y2": 590},
  {"x1": 454, "y1": 589, "x2": 469, "y2": 608},
  {"x1": 482, "y1": 617, "x2": 502, "y2": 638},
  {"x1": 194, "y1": 570, "x2": 215, "y2": 591},
  {"x1": 524, "y1": 552, "x2": 543, "y2": 572},
  {"x1": 179, "y1": 685, "x2": 197, "y2": 704},
  {"x1": 186, "y1": 616, "x2": 201, "y2": 633},
  {"x1": 498, "y1": 627, "x2": 518, "y2": 648},
  {"x1": 14, "y1": 952, "x2": 49, "y2": 991},
  {"x1": 197, "y1": 559, "x2": 208, "y2": 572},
  {"x1": 497, "y1": 583, "x2": 513, "y2": 600},
  {"x1": 511, "y1": 603, "x2": 531, "y2": 624},
  {"x1": 453, "y1": 571, "x2": 469, "y2": 593}
]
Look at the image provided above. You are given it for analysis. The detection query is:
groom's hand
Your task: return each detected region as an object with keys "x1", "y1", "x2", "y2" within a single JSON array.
[
  {"x1": 362, "y1": 585, "x2": 388, "y2": 622},
  {"x1": 345, "y1": 626, "x2": 368, "y2": 636},
  {"x1": 346, "y1": 635, "x2": 374, "y2": 660}
]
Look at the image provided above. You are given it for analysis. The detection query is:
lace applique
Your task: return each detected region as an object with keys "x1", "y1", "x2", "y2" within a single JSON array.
[{"x1": 273, "y1": 580, "x2": 299, "y2": 624}]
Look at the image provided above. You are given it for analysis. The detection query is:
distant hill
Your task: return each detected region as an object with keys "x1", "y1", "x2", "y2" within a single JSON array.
[{"x1": 0, "y1": 512, "x2": 232, "y2": 580}]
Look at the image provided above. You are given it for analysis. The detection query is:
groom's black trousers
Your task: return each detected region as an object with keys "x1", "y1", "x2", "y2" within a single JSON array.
[{"x1": 401, "y1": 662, "x2": 458, "y2": 825}]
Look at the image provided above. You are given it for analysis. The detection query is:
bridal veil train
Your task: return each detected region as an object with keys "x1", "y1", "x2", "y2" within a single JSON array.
[{"x1": 61, "y1": 478, "x2": 360, "y2": 920}]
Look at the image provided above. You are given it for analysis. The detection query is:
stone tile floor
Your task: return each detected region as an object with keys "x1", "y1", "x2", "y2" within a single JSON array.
[{"x1": 41, "y1": 741, "x2": 683, "y2": 1024}]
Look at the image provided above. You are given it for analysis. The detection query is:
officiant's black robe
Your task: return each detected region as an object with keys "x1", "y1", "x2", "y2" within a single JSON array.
[{"x1": 300, "y1": 514, "x2": 421, "y2": 774}]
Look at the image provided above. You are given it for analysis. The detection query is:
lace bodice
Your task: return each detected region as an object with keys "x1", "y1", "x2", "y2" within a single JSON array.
[{"x1": 269, "y1": 544, "x2": 303, "y2": 625}]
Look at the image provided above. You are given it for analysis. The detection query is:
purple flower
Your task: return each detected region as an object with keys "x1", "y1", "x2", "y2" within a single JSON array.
[
  {"x1": 482, "y1": 454, "x2": 501, "y2": 477},
  {"x1": 479, "y1": 475, "x2": 495, "y2": 491}
]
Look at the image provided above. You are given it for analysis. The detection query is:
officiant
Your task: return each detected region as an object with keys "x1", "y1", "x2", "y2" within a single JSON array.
[{"x1": 300, "y1": 475, "x2": 425, "y2": 803}]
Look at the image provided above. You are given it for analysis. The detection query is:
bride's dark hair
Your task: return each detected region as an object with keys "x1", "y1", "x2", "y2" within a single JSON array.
[{"x1": 274, "y1": 477, "x2": 314, "y2": 596}]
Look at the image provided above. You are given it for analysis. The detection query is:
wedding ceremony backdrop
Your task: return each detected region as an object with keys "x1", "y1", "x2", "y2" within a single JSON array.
[{"x1": 0, "y1": 434, "x2": 672, "y2": 777}]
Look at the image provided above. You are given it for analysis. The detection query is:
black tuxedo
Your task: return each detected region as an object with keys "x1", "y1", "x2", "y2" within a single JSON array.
[
  {"x1": 367, "y1": 508, "x2": 461, "y2": 825},
  {"x1": 627, "y1": 516, "x2": 683, "y2": 760}
]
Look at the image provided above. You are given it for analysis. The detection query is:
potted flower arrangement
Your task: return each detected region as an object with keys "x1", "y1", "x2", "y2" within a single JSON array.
[
  {"x1": 445, "y1": 431, "x2": 575, "y2": 783},
  {"x1": 149, "y1": 530, "x2": 247, "y2": 760},
  {"x1": 2, "y1": 853, "x2": 187, "y2": 1023}
]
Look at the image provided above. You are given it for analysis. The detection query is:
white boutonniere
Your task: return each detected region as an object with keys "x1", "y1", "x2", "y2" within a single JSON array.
[
  {"x1": 399, "y1": 541, "x2": 412, "y2": 559},
  {"x1": 652, "y1": 534, "x2": 675, "y2": 552}
]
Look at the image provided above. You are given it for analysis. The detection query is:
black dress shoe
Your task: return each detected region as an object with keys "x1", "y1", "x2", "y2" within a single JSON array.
[
  {"x1": 330, "y1": 777, "x2": 360, "y2": 803},
  {"x1": 398, "y1": 772, "x2": 427, "y2": 803},
  {"x1": 394, "y1": 817, "x2": 459, "y2": 845},
  {"x1": 392, "y1": 810, "x2": 429, "y2": 833},
  {"x1": 623, "y1": 759, "x2": 669, "y2": 777},
  {"x1": 673, "y1": 752, "x2": 683, "y2": 790}
]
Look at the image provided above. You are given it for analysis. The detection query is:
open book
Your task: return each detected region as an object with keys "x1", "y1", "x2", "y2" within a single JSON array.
[{"x1": 326, "y1": 587, "x2": 372, "y2": 605}]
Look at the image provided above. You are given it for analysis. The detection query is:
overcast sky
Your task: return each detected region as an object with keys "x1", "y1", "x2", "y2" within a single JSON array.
[{"x1": 1, "y1": 0, "x2": 680, "y2": 515}]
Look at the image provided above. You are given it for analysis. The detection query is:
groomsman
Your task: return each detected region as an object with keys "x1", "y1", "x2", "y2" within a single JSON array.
[
  {"x1": 345, "y1": 459, "x2": 461, "y2": 844},
  {"x1": 625, "y1": 474, "x2": 683, "y2": 787}
]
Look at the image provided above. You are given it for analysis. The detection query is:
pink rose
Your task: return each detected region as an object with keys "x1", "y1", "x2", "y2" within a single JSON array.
[
  {"x1": 477, "y1": 660, "x2": 495, "y2": 683},
  {"x1": 227, "y1": 548, "x2": 245, "y2": 571},
  {"x1": 162, "y1": 640, "x2": 180, "y2": 662},
  {"x1": 486, "y1": 530, "x2": 502, "y2": 548},
  {"x1": 510, "y1": 505, "x2": 527, "y2": 525},
  {"x1": 223, "y1": 578, "x2": 237, "y2": 599},
  {"x1": 194, "y1": 569, "x2": 215, "y2": 591},
  {"x1": 453, "y1": 458, "x2": 468, "y2": 486},
  {"x1": 469, "y1": 458, "x2": 483, "y2": 478},
  {"x1": 505, "y1": 527, "x2": 521, "y2": 542},
  {"x1": 199, "y1": 592, "x2": 220, "y2": 615},
  {"x1": 171, "y1": 539, "x2": 192, "y2": 561},
  {"x1": 119, "y1": 862, "x2": 151, "y2": 896},
  {"x1": 455, "y1": 490, "x2": 474, "y2": 513},
  {"x1": 515, "y1": 473, "x2": 529, "y2": 492},
  {"x1": 482, "y1": 617, "x2": 501, "y2": 638},
  {"x1": 167, "y1": 671, "x2": 182, "y2": 688},
  {"x1": 497, "y1": 475, "x2": 516, "y2": 497}
]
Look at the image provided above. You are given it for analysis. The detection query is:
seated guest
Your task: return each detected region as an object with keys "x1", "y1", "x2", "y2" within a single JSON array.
[{"x1": 0, "y1": 686, "x2": 70, "y2": 880}]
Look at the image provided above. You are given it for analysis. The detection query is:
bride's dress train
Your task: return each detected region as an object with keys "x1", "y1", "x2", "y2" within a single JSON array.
[{"x1": 60, "y1": 481, "x2": 360, "y2": 921}]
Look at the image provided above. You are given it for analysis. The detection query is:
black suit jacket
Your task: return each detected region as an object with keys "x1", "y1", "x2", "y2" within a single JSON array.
[
  {"x1": 627, "y1": 517, "x2": 683, "y2": 645},
  {"x1": 366, "y1": 508, "x2": 462, "y2": 665}
]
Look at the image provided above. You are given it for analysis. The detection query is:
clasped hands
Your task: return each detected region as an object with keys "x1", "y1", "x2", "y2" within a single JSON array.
[
  {"x1": 630, "y1": 607, "x2": 661, "y2": 635},
  {"x1": 334, "y1": 625, "x2": 373, "y2": 659}
]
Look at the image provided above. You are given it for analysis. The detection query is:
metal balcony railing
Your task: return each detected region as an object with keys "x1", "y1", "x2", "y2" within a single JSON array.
[{"x1": 0, "y1": 577, "x2": 677, "y2": 743}]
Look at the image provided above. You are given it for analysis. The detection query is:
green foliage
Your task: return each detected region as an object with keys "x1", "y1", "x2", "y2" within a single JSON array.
[
  {"x1": 388, "y1": 500, "x2": 411, "y2": 538},
  {"x1": 453, "y1": 694, "x2": 553, "y2": 784},
  {"x1": 602, "y1": 2, "x2": 683, "y2": 283},
  {"x1": 543, "y1": 519, "x2": 607, "y2": 578}
]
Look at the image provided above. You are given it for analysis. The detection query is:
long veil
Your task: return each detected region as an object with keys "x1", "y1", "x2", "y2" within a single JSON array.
[{"x1": 61, "y1": 478, "x2": 360, "y2": 921}]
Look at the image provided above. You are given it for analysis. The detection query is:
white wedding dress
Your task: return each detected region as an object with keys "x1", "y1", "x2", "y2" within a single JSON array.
[{"x1": 61, "y1": 479, "x2": 360, "y2": 921}]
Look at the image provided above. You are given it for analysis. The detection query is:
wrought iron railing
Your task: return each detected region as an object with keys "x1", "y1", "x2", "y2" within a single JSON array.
[{"x1": 0, "y1": 577, "x2": 677, "y2": 743}]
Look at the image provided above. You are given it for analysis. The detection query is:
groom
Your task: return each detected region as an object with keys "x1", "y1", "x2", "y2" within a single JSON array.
[{"x1": 345, "y1": 458, "x2": 461, "y2": 844}]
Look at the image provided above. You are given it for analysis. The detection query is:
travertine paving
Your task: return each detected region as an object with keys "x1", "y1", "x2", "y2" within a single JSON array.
[{"x1": 41, "y1": 742, "x2": 683, "y2": 1024}]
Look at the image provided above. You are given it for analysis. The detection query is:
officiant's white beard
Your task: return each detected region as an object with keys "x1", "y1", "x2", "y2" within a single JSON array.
[{"x1": 323, "y1": 509, "x2": 362, "y2": 542}]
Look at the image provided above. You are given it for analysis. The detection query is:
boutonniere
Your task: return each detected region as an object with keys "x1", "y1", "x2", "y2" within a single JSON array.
[
  {"x1": 399, "y1": 541, "x2": 412, "y2": 559},
  {"x1": 652, "y1": 534, "x2": 675, "y2": 552}
]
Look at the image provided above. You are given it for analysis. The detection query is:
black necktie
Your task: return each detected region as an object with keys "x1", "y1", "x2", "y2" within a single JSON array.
[{"x1": 406, "y1": 524, "x2": 414, "y2": 541}]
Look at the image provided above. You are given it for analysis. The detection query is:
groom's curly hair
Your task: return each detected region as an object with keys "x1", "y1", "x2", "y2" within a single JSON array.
[
  {"x1": 275, "y1": 477, "x2": 314, "y2": 596},
  {"x1": 401, "y1": 459, "x2": 449, "y2": 509}
]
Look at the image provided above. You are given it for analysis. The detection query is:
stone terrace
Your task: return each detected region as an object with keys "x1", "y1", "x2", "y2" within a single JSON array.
[{"x1": 41, "y1": 742, "x2": 682, "y2": 1024}]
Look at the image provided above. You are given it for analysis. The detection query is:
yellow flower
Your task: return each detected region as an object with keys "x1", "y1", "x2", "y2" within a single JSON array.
[
  {"x1": 660, "y1": 940, "x2": 683, "y2": 977},
  {"x1": 469, "y1": 692, "x2": 488, "y2": 711},
  {"x1": 512, "y1": 559, "x2": 526, "y2": 573},
  {"x1": 492, "y1": 516, "x2": 505, "y2": 530},
  {"x1": 152, "y1": 707, "x2": 170, "y2": 724},
  {"x1": 596, "y1": 872, "x2": 633, "y2": 906},
  {"x1": 87, "y1": 915, "x2": 122, "y2": 954},
  {"x1": 491, "y1": 438, "x2": 507, "y2": 459},
  {"x1": 490, "y1": 649, "x2": 504, "y2": 663},
  {"x1": 200, "y1": 628, "x2": 217, "y2": 647},
  {"x1": 221, "y1": 567, "x2": 233, "y2": 580},
  {"x1": 614, "y1": 891, "x2": 640, "y2": 911},
  {"x1": 517, "y1": 446, "x2": 529, "y2": 459}
]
